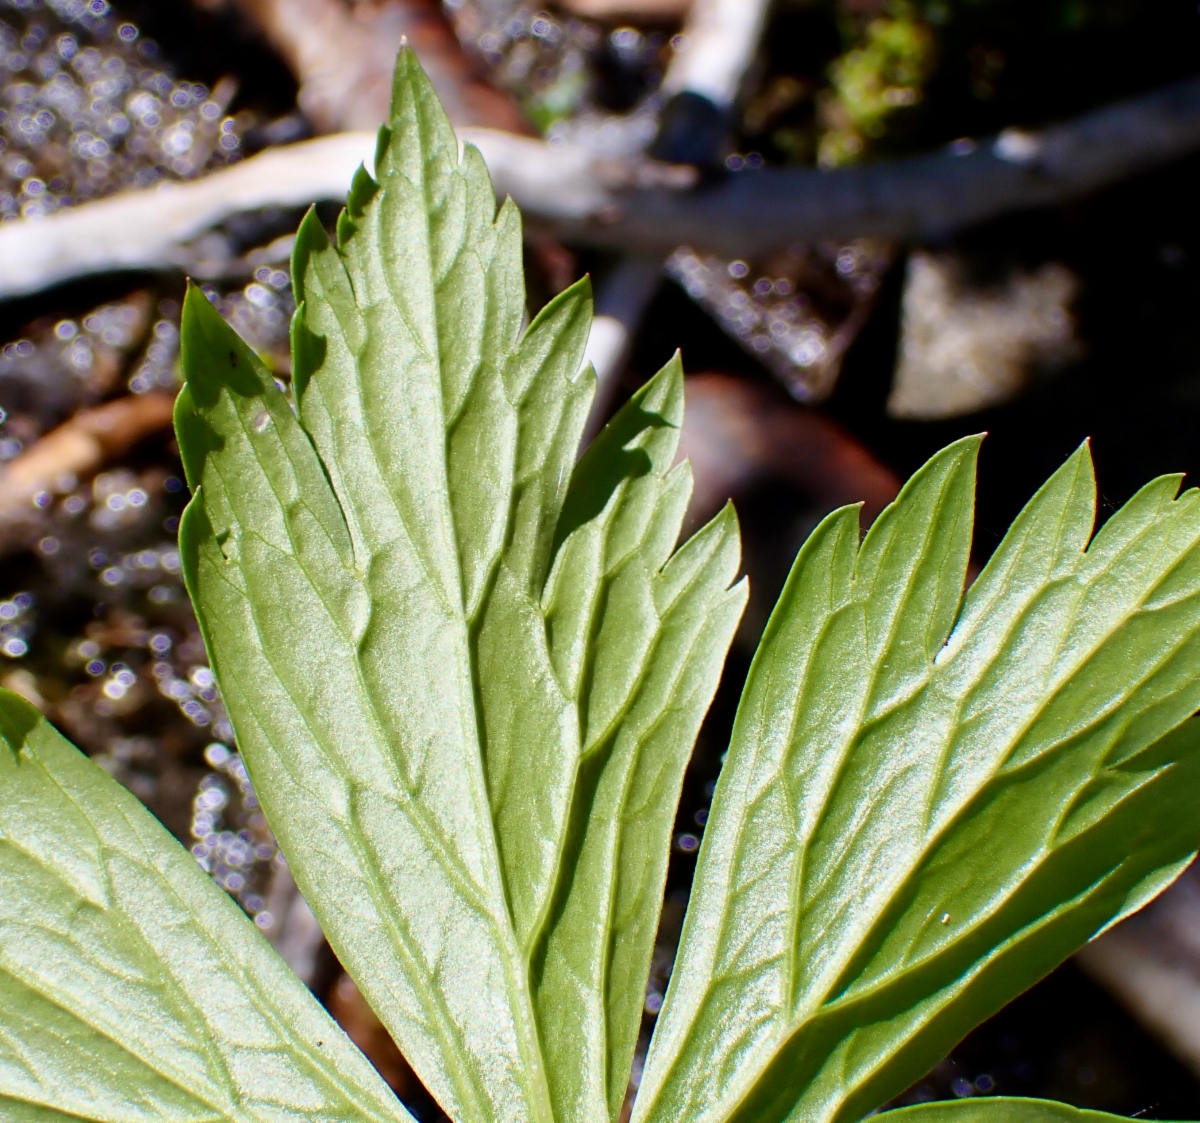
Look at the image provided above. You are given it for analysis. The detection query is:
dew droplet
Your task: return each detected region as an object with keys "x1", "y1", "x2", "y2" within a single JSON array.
[{"x1": 252, "y1": 410, "x2": 270, "y2": 433}]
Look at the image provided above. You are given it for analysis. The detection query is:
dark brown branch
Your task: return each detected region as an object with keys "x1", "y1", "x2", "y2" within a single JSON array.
[{"x1": 549, "y1": 73, "x2": 1200, "y2": 257}]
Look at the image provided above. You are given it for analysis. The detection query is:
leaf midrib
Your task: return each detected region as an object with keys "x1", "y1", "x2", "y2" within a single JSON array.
[
  {"x1": 590, "y1": 554, "x2": 741, "y2": 1108},
  {"x1": 822, "y1": 586, "x2": 1187, "y2": 1073},
  {"x1": 928, "y1": 504, "x2": 1200, "y2": 810},
  {"x1": 398, "y1": 111, "x2": 557, "y2": 1123},
  {"x1": 801, "y1": 480, "x2": 1197, "y2": 931},
  {"x1": 89, "y1": 733, "x2": 413, "y2": 1123},
  {"x1": 780, "y1": 466, "x2": 963, "y2": 1017},
  {"x1": 789, "y1": 518, "x2": 1191, "y2": 993},
  {"x1": 698, "y1": 752, "x2": 1174, "y2": 1123},
  {"x1": 207, "y1": 593, "x2": 492, "y2": 1123},
  {"x1": 0, "y1": 1082, "x2": 220, "y2": 1123}
]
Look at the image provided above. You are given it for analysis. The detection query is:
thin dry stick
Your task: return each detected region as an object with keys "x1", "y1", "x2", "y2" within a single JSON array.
[
  {"x1": 572, "y1": 72, "x2": 1200, "y2": 256},
  {"x1": 4, "y1": 73, "x2": 1200, "y2": 300},
  {"x1": 659, "y1": 0, "x2": 770, "y2": 111},
  {"x1": 0, "y1": 133, "x2": 376, "y2": 300},
  {"x1": 0, "y1": 393, "x2": 176, "y2": 526},
  {"x1": 582, "y1": 0, "x2": 770, "y2": 429}
]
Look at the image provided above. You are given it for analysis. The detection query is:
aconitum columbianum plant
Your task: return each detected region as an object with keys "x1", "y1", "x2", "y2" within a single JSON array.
[{"x1": 4, "y1": 46, "x2": 1200, "y2": 1123}]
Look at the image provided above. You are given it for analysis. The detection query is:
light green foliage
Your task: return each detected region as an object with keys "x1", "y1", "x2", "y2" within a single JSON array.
[
  {"x1": 175, "y1": 46, "x2": 744, "y2": 1123},
  {"x1": 0, "y1": 688, "x2": 408, "y2": 1123},
  {"x1": 4, "y1": 44, "x2": 1200, "y2": 1123},
  {"x1": 820, "y1": 3, "x2": 934, "y2": 165},
  {"x1": 635, "y1": 438, "x2": 1200, "y2": 1123}
]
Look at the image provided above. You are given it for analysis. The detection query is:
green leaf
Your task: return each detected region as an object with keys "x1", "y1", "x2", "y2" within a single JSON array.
[
  {"x1": 635, "y1": 438, "x2": 1200, "y2": 1123},
  {"x1": 0, "y1": 688, "x2": 409, "y2": 1123},
  {"x1": 884, "y1": 1099, "x2": 1182, "y2": 1123},
  {"x1": 176, "y1": 46, "x2": 745, "y2": 1123},
  {"x1": 531, "y1": 366, "x2": 745, "y2": 1123}
]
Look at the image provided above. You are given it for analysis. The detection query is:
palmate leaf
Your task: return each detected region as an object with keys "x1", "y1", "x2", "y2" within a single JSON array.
[
  {"x1": 635, "y1": 437, "x2": 1200, "y2": 1123},
  {"x1": 0, "y1": 689, "x2": 409, "y2": 1123},
  {"x1": 887, "y1": 1099, "x2": 1182, "y2": 1123},
  {"x1": 176, "y1": 45, "x2": 745, "y2": 1123}
]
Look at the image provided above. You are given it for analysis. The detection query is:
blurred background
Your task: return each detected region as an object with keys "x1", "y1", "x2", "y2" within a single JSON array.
[{"x1": 3, "y1": 0, "x2": 1200, "y2": 1118}]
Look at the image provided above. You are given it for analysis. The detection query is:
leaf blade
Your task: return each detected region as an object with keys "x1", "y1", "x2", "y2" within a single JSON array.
[
  {"x1": 179, "y1": 282, "x2": 549, "y2": 1123},
  {"x1": 0, "y1": 689, "x2": 409, "y2": 1123},
  {"x1": 506, "y1": 359, "x2": 745, "y2": 1123},
  {"x1": 636, "y1": 440, "x2": 1200, "y2": 1123}
]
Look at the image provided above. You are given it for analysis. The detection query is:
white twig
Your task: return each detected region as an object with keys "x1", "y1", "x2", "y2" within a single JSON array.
[
  {"x1": 0, "y1": 134, "x2": 374, "y2": 300},
  {"x1": 3, "y1": 75, "x2": 1200, "y2": 299},
  {"x1": 661, "y1": 0, "x2": 771, "y2": 109},
  {"x1": 575, "y1": 0, "x2": 770, "y2": 436},
  {"x1": 581, "y1": 256, "x2": 663, "y2": 443}
]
